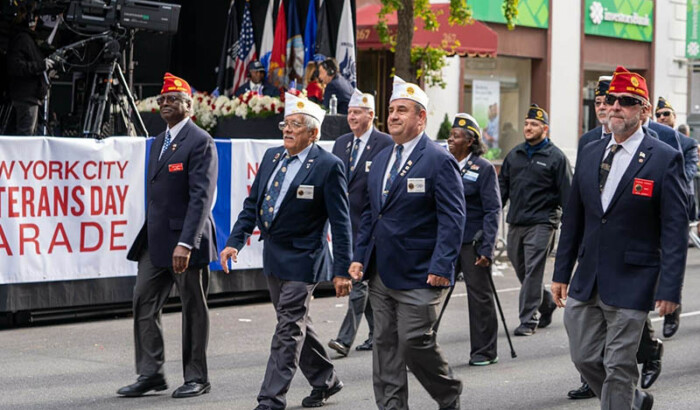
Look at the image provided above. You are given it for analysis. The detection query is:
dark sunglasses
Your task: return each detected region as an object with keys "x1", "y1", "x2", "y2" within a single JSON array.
[
  {"x1": 156, "y1": 95, "x2": 185, "y2": 105},
  {"x1": 604, "y1": 94, "x2": 643, "y2": 107},
  {"x1": 655, "y1": 111, "x2": 672, "y2": 118}
]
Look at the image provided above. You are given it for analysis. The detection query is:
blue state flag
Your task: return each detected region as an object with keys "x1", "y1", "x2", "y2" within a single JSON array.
[
  {"x1": 286, "y1": 0, "x2": 305, "y2": 82},
  {"x1": 303, "y1": 0, "x2": 317, "y2": 68}
]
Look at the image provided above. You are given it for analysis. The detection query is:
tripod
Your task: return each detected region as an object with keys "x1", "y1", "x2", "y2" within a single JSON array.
[{"x1": 82, "y1": 59, "x2": 147, "y2": 138}]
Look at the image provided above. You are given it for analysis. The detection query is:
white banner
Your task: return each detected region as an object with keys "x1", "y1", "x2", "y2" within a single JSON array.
[
  {"x1": 227, "y1": 140, "x2": 334, "y2": 269},
  {"x1": 0, "y1": 137, "x2": 146, "y2": 284}
]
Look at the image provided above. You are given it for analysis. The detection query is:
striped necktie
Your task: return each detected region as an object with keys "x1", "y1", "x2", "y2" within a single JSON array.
[
  {"x1": 382, "y1": 145, "x2": 403, "y2": 204},
  {"x1": 349, "y1": 138, "x2": 362, "y2": 172},
  {"x1": 260, "y1": 155, "x2": 296, "y2": 228},
  {"x1": 159, "y1": 130, "x2": 172, "y2": 160},
  {"x1": 599, "y1": 144, "x2": 619, "y2": 193}
]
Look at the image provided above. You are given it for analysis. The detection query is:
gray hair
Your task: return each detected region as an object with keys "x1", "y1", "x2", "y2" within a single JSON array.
[{"x1": 302, "y1": 115, "x2": 321, "y2": 140}]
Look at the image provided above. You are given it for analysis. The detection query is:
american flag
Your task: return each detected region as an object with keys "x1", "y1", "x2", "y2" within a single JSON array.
[{"x1": 231, "y1": 2, "x2": 257, "y2": 94}]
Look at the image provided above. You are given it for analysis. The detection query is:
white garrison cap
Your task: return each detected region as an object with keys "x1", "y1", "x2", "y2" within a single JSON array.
[
  {"x1": 284, "y1": 92, "x2": 325, "y2": 124},
  {"x1": 348, "y1": 89, "x2": 375, "y2": 111},
  {"x1": 598, "y1": 75, "x2": 613, "y2": 82},
  {"x1": 390, "y1": 75, "x2": 429, "y2": 109}
]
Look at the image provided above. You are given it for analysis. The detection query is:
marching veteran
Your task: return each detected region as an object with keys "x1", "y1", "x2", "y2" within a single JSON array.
[
  {"x1": 349, "y1": 76, "x2": 465, "y2": 410},
  {"x1": 447, "y1": 113, "x2": 502, "y2": 366},
  {"x1": 552, "y1": 66, "x2": 688, "y2": 410},
  {"x1": 220, "y1": 92, "x2": 353, "y2": 410},
  {"x1": 118, "y1": 73, "x2": 219, "y2": 399}
]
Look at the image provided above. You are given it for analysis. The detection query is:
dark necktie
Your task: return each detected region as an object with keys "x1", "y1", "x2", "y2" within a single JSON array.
[
  {"x1": 261, "y1": 155, "x2": 296, "y2": 228},
  {"x1": 159, "y1": 130, "x2": 172, "y2": 160},
  {"x1": 382, "y1": 145, "x2": 403, "y2": 204},
  {"x1": 349, "y1": 138, "x2": 362, "y2": 172},
  {"x1": 599, "y1": 144, "x2": 620, "y2": 193},
  {"x1": 603, "y1": 132, "x2": 612, "y2": 139}
]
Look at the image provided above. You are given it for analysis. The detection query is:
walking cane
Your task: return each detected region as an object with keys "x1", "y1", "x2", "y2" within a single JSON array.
[
  {"x1": 488, "y1": 270, "x2": 517, "y2": 358},
  {"x1": 431, "y1": 280, "x2": 456, "y2": 333}
]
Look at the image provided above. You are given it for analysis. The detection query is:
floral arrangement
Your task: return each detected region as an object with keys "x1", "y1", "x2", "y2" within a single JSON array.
[{"x1": 136, "y1": 91, "x2": 284, "y2": 134}]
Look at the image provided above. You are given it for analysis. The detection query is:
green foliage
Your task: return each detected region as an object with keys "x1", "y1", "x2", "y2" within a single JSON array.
[
  {"x1": 483, "y1": 147, "x2": 502, "y2": 160},
  {"x1": 377, "y1": 0, "x2": 517, "y2": 87},
  {"x1": 437, "y1": 113, "x2": 452, "y2": 140}
]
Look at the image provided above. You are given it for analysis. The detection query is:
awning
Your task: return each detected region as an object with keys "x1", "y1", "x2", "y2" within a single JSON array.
[{"x1": 356, "y1": 4, "x2": 498, "y2": 58}]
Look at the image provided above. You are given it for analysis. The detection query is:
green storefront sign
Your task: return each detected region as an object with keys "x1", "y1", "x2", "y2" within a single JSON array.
[
  {"x1": 584, "y1": 0, "x2": 653, "y2": 42},
  {"x1": 470, "y1": 0, "x2": 549, "y2": 29},
  {"x1": 688, "y1": 0, "x2": 700, "y2": 58}
]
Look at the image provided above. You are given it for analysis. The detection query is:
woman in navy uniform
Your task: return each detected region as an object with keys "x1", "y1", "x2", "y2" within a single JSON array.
[{"x1": 447, "y1": 113, "x2": 502, "y2": 366}]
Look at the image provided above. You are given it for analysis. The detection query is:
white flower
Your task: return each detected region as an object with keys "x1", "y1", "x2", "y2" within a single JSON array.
[{"x1": 234, "y1": 104, "x2": 248, "y2": 119}]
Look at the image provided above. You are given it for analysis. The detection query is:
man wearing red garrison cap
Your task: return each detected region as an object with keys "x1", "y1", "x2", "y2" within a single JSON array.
[
  {"x1": 552, "y1": 66, "x2": 688, "y2": 410},
  {"x1": 118, "y1": 73, "x2": 219, "y2": 399}
]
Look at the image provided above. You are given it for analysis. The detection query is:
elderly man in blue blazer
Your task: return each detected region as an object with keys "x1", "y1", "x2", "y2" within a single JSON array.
[
  {"x1": 119, "y1": 73, "x2": 218, "y2": 399},
  {"x1": 328, "y1": 89, "x2": 393, "y2": 357},
  {"x1": 552, "y1": 66, "x2": 688, "y2": 410},
  {"x1": 349, "y1": 76, "x2": 465, "y2": 410},
  {"x1": 220, "y1": 92, "x2": 353, "y2": 410}
]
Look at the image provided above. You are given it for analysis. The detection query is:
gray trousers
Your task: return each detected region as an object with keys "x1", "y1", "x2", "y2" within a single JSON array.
[
  {"x1": 258, "y1": 276, "x2": 337, "y2": 410},
  {"x1": 369, "y1": 274, "x2": 462, "y2": 410},
  {"x1": 133, "y1": 249, "x2": 210, "y2": 383},
  {"x1": 564, "y1": 294, "x2": 647, "y2": 410},
  {"x1": 13, "y1": 102, "x2": 38, "y2": 136},
  {"x1": 336, "y1": 279, "x2": 374, "y2": 346},
  {"x1": 507, "y1": 224, "x2": 556, "y2": 326},
  {"x1": 458, "y1": 243, "x2": 498, "y2": 361}
]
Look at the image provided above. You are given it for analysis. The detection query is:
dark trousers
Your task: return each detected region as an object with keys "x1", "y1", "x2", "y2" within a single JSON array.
[
  {"x1": 258, "y1": 276, "x2": 337, "y2": 410},
  {"x1": 133, "y1": 249, "x2": 210, "y2": 383},
  {"x1": 13, "y1": 102, "x2": 38, "y2": 136},
  {"x1": 507, "y1": 224, "x2": 556, "y2": 326},
  {"x1": 336, "y1": 279, "x2": 374, "y2": 346},
  {"x1": 369, "y1": 274, "x2": 462, "y2": 410},
  {"x1": 458, "y1": 243, "x2": 498, "y2": 361},
  {"x1": 636, "y1": 317, "x2": 660, "y2": 363}
]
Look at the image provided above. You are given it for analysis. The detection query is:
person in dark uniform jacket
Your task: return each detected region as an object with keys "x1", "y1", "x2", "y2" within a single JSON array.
[
  {"x1": 118, "y1": 73, "x2": 218, "y2": 399},
  {"x1": 578, "y1": 76, "x2": 612, "y2": 154},
  {"x1": 552, "y1": 66, "x2": 688, "y2": 410},
  {"x1": 220, "y1": 92, "x2": 353, "y2": 410},
  {"x1": 234, "y1": 60, "x2": 280, "y2": 97},
  {"x1": 499, "y1": 104, "x2": 572, "y2": 336},
  {"x1": 318, "y1": 58, "x2": 353, "y2": 114},
  {"x1": 349, "y1": 76, "x2": 465, "y2": 410},
  {"x1": 447, "y1": 113, "x2": 502, "y2": 366},
  {"x1": 328, "y1": 89, "x2": 393, "y2": 357}
]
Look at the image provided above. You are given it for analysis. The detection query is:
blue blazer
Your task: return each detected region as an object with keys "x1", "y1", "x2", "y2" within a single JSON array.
[
  {"x1": 578, "y1": 126, "x2": 603, "y2": 153},
  {"x1": 127, "y1": 120, "x2": 219, "y2": 268},
  {"x1": 234, "y1": 80, "x2": 280, "y2": 97},
  {"x1": 332, "y1": 128, "x2": 393, "y2": 241},
  {"x1": 460, "y1": 155, "x2": 501, "y2": 259},
  {"x1": 226, "y1": 144, "x2": 352, "y2": 283},
  {"x1": 647, "y1": 121, "x2": 681, "y2": 151},
  {"x1": 354, "y1": 134, "x2": 466, "y2": 290},
  {"x1": 322, "y1": 75, "x2": 354, "y2": 114},
  {"x1": 553, "y1": 130, "x2": 688, "y2": 311}
]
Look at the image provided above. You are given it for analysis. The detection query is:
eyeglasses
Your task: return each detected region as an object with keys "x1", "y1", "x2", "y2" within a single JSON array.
[
  {"x1": 604, "y1": 94, "x2": 643, "y2": 107},
  {"x1": 156, "y1": 95, "x2": 185, "y2": 105},
  {"x1": 278, "y1": 120, "x2": 306, "y2": 131},
  {"x1": 594, "y1": 100, "x2": 607, "y2": 108},
  {"x1": 655, "y1": 111, "x2": 672, "y2": 118}
]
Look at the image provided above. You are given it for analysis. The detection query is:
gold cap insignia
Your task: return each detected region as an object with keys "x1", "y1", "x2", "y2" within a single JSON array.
[
  {"x1": 362, "y1": 97, "x2": 368, "y2": 104},
  {"x1": 296, "y1": 101, "x2": 305, "y2": 109},
  {"x1": 536, "y1": 110, "x2": 543, "y2": 118},
  {"x1": 174, "y1": 79, "x2": 182, "y2": 87},
  {"x1": 631, "y1": 76, "x2": 639, "y2": 87},
  {"x1": 406, "y1": 86, "x2": 415, "y2": 95},
  {"x1": 458, "y1": 119, "x2": 466, "y2": 126}
]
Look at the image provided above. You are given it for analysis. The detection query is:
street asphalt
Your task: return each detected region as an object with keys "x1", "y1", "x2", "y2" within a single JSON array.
[{"x1": 2, "y1": 249, "x2": 700, "y2": 410}]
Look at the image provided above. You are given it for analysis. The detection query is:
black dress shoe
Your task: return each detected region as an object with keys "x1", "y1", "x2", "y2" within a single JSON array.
[
  {"x1": 355, "y1": 339, "x2": 373, "y2": 351},
  {"x1": 327, "y1": 339, "x2": 350, "y2": 357},
  {"x1": 171, "y1": 381, "x2": 211, "y2": 398},
  {"x1": 538, "y1": 301, "x2": 557, "y2": 328},
  {"x1": 662, "y1": 307, "x2": 681, "y2": 338},
  {"x1": 254, "y1": 405, "x2": 272, "y2": 410},
  {"x1": 641, "y1": 341, "x2": 663, "y2": 389},
  {"x1": 567, "y1": 382, "x2": 595, "y2": 399},
  {"x1": 439, "y1": 396, "x2": 460, "y2": 409},
  {"x1": 117, "y1": 375, "x2": 168, "y2": 397},
  {"x1": 301, "y1": 380, "x2": 343, "y2": 407},
  {"x1": 513, "y1": 324, "x2": 536, "y2": 336},
  {"x1": 633, "y1": 390, "x2": 654, "y2": 410}
]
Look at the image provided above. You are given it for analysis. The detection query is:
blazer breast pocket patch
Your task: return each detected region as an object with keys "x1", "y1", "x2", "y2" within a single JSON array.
[
  {"x1": 632, "y1": 178, "x2": 653, "y2": 197},
  {"x1": 297, "y1": 185, "x2": 314, "y2": 199},
  {"x1": 168, "y1": 163, "x2": 184, "y2": 172}
]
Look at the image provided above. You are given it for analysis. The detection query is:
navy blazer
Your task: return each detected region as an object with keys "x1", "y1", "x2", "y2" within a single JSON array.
[
  {"x1": 578, "y1": 126, "x2": 603, "y2": 153},
  {"x1": 354, "y1": 134, "x2": 466, "y2": 290},
  {"x1": 234, "y1": 80, "x2": 280, "y2": 97},
  {"x1": 553, "y1": 130, "x2": 688, "y2": 311},
  {"x1": 680, "y1": 134, "x2": 698, "y2": 187},
  {"x1": 127, "y1": 119, "x2": 219, "y2": 268},
  {"x1": 226, "y1": 144, "x2": 352, "y2": 283},
  {"x1": 648, "y1": 121, "x2": 681, "y2": 151},
  {"x1": 332, "y1": 128, "x2": 393, "y2": 241},
  {"x1": 460, "y1": 155, "x2": 501, "y2": 259},
  {"x1": 322, "y1": 75, "x2": 353, "y2": 114}
]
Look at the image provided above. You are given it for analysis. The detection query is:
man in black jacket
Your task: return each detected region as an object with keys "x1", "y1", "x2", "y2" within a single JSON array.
[
  {"x1": 499, "y1": 104, "x2": 572, "y2": 336},
  {"x1": 7, "y1": 1, "x2": 52, "y2": 136}
]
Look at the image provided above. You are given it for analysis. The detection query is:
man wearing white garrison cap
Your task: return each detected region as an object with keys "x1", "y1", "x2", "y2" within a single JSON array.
[
  {"x1": 221, "y1": 92, "x2": 353, "y2": 409},
  {"x1": 349, "y1": 77, "x2": 466, "y2": 410},
  {"x1": 328, "y1": 89, "x2": 393, "y2": 357}
]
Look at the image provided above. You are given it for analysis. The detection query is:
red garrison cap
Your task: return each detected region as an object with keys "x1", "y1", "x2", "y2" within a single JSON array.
[
  {"x1": 160, "y1": 72, "x2": 192, "y2": 96},
  {"x1": 608, "y1": 66, "x2": 648, "y2": 102}
]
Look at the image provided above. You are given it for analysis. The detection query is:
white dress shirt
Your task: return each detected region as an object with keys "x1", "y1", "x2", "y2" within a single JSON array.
[
  {"x1": 457, "y1": 153, "x2": 472, "y2": 172},
  {"x1": 601, "y1": 126, "x2": 645, "y2": 211},
  {"x1": 350, "y1": 126, "x2": 373, "y2": 168},
  {"x1": 382, "y1": 133, "x2": 422, "y2": 189},
  {"x1": 165, "y1": 116, "x2": 190, "y2": 144}
]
